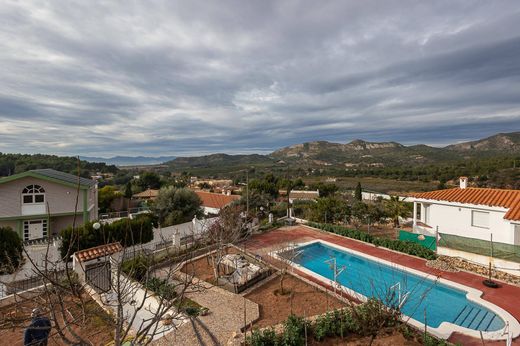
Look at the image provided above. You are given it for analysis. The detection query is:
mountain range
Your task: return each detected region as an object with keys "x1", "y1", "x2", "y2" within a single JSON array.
[
  {"x1": 76, "y1": 132, "x2": 520, "y2": 169},
  {"x1": 164, "y1": 131, "x2": 520, "y2": 169},
  {"x1": 80, "y1": 155, "x2": 176, "y2": 166}
]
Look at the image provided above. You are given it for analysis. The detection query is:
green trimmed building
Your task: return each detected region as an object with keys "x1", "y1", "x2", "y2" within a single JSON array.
[{"x1": 0, "y1": 169, "x2": 98, "y2": 241}]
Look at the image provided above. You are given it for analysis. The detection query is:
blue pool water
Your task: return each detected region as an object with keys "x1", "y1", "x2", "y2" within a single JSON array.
[{"x1": 290, "y1": 242, "x2": 505, "y2": 331}]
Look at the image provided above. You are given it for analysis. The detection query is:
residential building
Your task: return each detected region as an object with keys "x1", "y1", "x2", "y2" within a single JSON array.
[
  {"x1": 0, "y1": 169, "x2": 98, "y2": 241},
  {"x1": 194, "y1": 190, "x2": 240, "y2": 214},
  {"x1": 132, "y1": 188, "x2": 159, "y2": 201},
  {"x1": 361, "y1": 189, "x2": 408, "y2": 202},
  {"x1": 411, "y1": 177, "x2": 520, "y2": 244}
]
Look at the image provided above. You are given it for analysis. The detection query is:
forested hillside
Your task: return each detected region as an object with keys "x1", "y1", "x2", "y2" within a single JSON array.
[{"x1": 0, "y1": 153, "x2": 118, "y2": 178}]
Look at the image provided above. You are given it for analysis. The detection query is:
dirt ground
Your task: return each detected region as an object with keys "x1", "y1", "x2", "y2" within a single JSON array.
[
  {"x1": 0, "y1": 293, "x2": 113, "y2": 346},
  {"x1": 245, "y1": 274, "x2": 346, "y2": 329},
  {"x1": 180, "y1": 246, "x2": 242, "y2": 283},
  {"x1": 307, "y1": 329, "x2": 421, "y2": 346}
]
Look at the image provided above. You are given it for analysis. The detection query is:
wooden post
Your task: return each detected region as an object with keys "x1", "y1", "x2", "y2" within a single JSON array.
[
  {"x1": 243, "y1": 297, "x2": 247, "y2": 340},
  {"x1": 304, "y1": 309, "x2": 308, "y2": 346}
]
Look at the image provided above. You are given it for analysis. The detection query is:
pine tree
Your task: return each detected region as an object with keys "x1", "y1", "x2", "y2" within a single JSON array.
[{"x1": 354, "y1": 182, "x2": 362, "y2": 201}]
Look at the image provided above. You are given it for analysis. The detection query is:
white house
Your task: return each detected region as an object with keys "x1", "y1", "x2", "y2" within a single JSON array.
[
  {"x1": 411, "y1": 177, "x2": 520, "y2": 243},
  {"x1": 410, "y1": 177, "x2": 520, "y2": 272},
  {"x1": 194, "y1": 190, "x2": 240, "y2": 215}
]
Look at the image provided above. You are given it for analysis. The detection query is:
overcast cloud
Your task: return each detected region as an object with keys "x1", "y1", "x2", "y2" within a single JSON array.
[{"x1": 1, "y1": 0, "x2": 519, "y2": 156}]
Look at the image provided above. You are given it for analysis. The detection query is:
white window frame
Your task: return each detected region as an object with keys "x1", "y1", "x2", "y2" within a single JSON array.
[
  {"x1": 22, "y1": 184, "x2": 45, "y2": 205},
  {"x1": 471, "y1": 210, "x2": 490, "y2": 229}
]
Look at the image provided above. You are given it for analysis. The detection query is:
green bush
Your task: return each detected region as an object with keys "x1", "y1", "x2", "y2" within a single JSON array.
[
  {"x1": 121, "y1": 255, "x2": 151, "y2": 282},
  {"x1": 313, "y1": 309, "x2": 353, "y2": 341},
  {"x1": 281, "y1": 314, "x2": 307, "y2": 346},
  {"x1": 308, "y1": 222, "x2": 437, "y2": 260},
  {"x1": 247, "y1": 327, "x2": 278, "y2": 346},
  {"x1": 144, "y1": 277, "x2": 177, "y2": 300},
  {"x1": 350, "y1": 298, "x2": 401, "y2": 337},
  {"x1": 59, "y1": 214, "x2": 155, "y2": 259},
  {"x1": 0, "y1": 227, "x2": 23, "y2": 274}
]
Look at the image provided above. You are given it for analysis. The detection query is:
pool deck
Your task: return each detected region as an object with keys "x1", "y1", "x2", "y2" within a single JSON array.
[{"x1": 243, "y1": 225, "x2": 520, "y2": 345}]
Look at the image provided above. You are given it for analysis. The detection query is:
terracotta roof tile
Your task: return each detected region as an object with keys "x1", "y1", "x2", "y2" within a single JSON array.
[
  {"x1": 412, "y1": 188, "x2": 520, "y2": 221},
  {"x1": 74, "y1": 242, "x2": 123, "y2": 262},
  {"x1": 194, "y1": 191, "x2": 240, "y2": 209},
  {"x1": 132, "y1": 189, "x2": 160, "y2": 199}
]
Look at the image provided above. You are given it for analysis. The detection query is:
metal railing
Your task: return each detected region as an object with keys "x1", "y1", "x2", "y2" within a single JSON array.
[{"x1": 99, "y1": 207, "x2": 150, "y2": 220}]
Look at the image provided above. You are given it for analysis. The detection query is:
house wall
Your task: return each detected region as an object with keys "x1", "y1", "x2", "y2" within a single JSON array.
[
  {"x1": 51, "y1": 215, "x2": 80, "y2": 235},
  {"x1": 419, "y1": 202, "x2": 513, "y2": 244},
  {"x1": 0, "y1": 220, "x2": 18, "y2": 232},
  {"x1": 202, "y1": 206, "x2": 220, "y2": 215},
  {"x1": 0, "y1": 177, "x2": 88, "y2": 217}
]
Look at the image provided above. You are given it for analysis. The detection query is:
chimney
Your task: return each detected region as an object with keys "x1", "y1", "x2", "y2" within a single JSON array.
[
  {"x1": 226, "y1": 190, "x2": 231, "y2": 196},
  {"x1": 459, "y1": 176, "x2": 468, "y2": 189}
]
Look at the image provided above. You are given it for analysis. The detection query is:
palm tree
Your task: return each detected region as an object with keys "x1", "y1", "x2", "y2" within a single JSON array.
[{"x1": 385, "y1": 196, "x2": 409, "y2": 228}]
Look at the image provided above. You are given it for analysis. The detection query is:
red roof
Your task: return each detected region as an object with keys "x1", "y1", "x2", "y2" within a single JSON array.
[
  {"x1": 413, "y1": 187, "x2": 520, "y2": 221},
  {"x1": 195, "y1": 191, "x2": 240, "y2": 209},
  {"x1": 74, "y1": 242, "x2": 123, "y2": 262}
]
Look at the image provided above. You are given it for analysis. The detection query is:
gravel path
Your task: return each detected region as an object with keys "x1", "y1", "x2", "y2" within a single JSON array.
[{"x1": 153, "y1": 277, "x2": 259, "y2": 346}]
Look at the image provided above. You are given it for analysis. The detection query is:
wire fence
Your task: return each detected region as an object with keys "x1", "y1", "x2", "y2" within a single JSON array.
[{"x1": 438, "y1": 233, "x2": 520, "y2": 263}]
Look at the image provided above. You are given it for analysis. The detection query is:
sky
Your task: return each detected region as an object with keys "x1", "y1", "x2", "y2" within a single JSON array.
[{"x1": 1, "y1": 1, "x2": 520, "y2": 157}]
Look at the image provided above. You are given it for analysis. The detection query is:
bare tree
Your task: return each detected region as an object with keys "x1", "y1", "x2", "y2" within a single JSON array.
[
  {"x1": 275, "y1": 242, "x2": 303, "y2": 295},
  {"x1": 0, "y1": 161, "x2": 209, "y2": 345},
  {"x1": 205, "y1": 204, "x2": 245, "y2": 281}
]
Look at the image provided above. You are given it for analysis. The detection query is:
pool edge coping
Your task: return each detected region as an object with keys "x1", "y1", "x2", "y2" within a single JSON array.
[{"x1": 270, "y1": 239, "x2": 520, "y2": 341}]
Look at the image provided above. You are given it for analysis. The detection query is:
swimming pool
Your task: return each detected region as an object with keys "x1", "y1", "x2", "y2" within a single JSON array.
[{"x1": 273, "y1": 240, "x2": 520, "y2": 340}]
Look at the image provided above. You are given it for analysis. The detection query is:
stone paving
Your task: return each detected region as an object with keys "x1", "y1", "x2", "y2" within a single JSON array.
[{"x1": 152, "y1": 274, "x2": 259, "y2": 346}]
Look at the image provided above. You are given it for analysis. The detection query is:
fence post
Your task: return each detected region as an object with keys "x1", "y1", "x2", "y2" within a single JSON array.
[{"x1": 435, "y1": 226, "x2": 439, "y2": 255}]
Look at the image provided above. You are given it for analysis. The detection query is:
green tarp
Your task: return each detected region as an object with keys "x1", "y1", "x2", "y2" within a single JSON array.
[{"x1": 398, "y1": 230, "x2": 437, "y2": 251}]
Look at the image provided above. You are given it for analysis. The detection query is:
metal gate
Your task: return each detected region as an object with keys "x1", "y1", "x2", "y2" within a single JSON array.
[{"x1": 85, "y1": 262, "x2": 111, "y2": 292}]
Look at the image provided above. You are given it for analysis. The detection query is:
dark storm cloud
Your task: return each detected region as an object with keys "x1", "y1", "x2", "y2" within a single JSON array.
[{"x1": 0, "y1": 0, "x2": 519, "y2": 156}]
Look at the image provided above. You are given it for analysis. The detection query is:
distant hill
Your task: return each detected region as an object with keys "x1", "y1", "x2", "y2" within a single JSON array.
[
  {"x1": 80, "y1": 155, "x2": 176, "y2": 166},
  {"x1": 166, "y1": 153, "x2": 274, "y2": 169},
  {"x1": 0, "y1": 153, "x2": 118, "y2": 177},
  {"x1": 163, "y1": 132, "x2": 520, "y2": 172},
  {"x1": 270, "y1": 139, "x2": 460, "y2": 166},
  {"x1": 445, "y1": 132, "x2": 520, "y2": 153}
]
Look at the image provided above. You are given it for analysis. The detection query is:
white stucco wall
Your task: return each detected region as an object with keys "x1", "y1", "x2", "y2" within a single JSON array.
[{"x1": 416, "y1": 200, "x2": 514, "y2": 244}]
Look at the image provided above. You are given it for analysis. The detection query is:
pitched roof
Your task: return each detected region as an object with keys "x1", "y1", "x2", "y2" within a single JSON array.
[
  {"x1": 289, "y1": 190, "x2": 320, "y2": 200},
  {"x1": 74, "y1": 242, "x2": 123, "y2": 262},
  {"x1": 412, "y1": 187, "x2": 520, "y2": 221},
  {"x1": 132, "y1": 188, "x2": 160, "y2": 199},
  {"x1": 194, "y1": 191, "x2": 240, "y2": 209},
  {"x1": 0, "y1": 168, "x2": 96, "y2": 188}
]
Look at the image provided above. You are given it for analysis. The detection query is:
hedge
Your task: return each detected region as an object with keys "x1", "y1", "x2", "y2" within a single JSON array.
[
  {"x1": 307, "y1": 222, "x2": 437, "y2": 260},
  {"x1": 60, "y1": 214, "x2": 155, "y2": 260}
]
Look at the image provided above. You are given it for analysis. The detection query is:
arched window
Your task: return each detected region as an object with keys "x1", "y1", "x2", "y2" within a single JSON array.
[{"x1": 22, "y1": 184, "x2": 45, "y2": 204}]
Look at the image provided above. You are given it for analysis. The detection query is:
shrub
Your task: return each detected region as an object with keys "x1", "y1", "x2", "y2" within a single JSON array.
[
  {"x1": 59, "y1": 214, "x2": 155, "y2": 259},
  {"x1": 281, "y1": 314, "x2": 307, "y2": 346},
  {"x1": 247, "y1": 327, "x2": 278, "y2": 346},
  {"x1": 0, "y1": 227, "x2": 23, "y2": 274},
  {"x1": 350, "y1": 298, "x2": 401, "y2": 337},
  {"x1": 121, "y1": 255, "x2": 151, "y2": 282},
  {"x1": 144, "y1": 277, "x2": 177, "y2": 300},
  {"x1": 308, "y1": 222, "x2": 437, "y2": 260},
  {"x1": 313, "y1": 309, "x2": 353, "y2": 341}
]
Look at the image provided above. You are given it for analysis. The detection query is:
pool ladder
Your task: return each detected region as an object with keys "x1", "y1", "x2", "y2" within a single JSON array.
[{"x1": 452, "y1": 305, "x2": 497, "y2": 331}]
